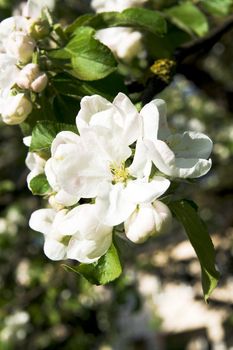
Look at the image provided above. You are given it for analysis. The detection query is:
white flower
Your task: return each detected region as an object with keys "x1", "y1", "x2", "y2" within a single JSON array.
[
  {"x1": 0, "y1": 16, "x2": 35, "y2": 64},
  {"x1": 6, "y1": 32, "x2": 35, "y2": 64},
  {"x1": 95, "y1": 27, "x2": 143, "y2": 62},
  {"x1": 0, "y1": 93, "x2": 32, "y2": 125},
  {"x1": 124, "y1": 200, "x2": 172, "y2": 243},
  {"x1": 91, "y1": 0, "x2": 147, "y2": 61},
  {"x1": 141, "y1": 99, "x2": 213, "y2": 178},
  {"x1": 48, "y1": 93, "x2": 170, "y2": 226},
  {"x1": 17, "y1": 63, "x2": 48, "y2": 92},
  {"x1": 23, "y1": 136, "x2": 46, "y2": 187},
  {"x1": 22, "y1": 0, "x2": 56, "y2": 19},
  {"x1": 91, "y1": 0, "x2": 148, "y2": 12},
  {"x1": 29, "y1": 204, "x2": 112, "y2": 263}
]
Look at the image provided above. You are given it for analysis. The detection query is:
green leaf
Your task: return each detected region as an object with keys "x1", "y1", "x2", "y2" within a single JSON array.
[
  {"x1": 165, "y1": 3, "x2": 209, "y2": 37},
  {"x1": 52, "y1": 72, "x2": 127, "y2": 101},
  {"x1": 66, "y1": 8, "x2": 167, "y2": 37},
  {"x1": 169, "y1": 200, "x2": 219, "y2": 302},
  {"x1": 145, "y1": 24, "x2": 190, "y2": 59},
  {"x1": 53, "y1": 95, "x2": 80, "y2": 124},
  {"x1": 199, "y1": 0, "x2": 233, "y2": 16},
  {"x1": 50, "y1": 26, "x2": 117, "y2": 81},
  {"x1": 30, "y1": 174, "x2": 51, "y2": 196},
  {"x1": 30, "y1": 121, "x2": 77, "y2": 157},
  {"x1": 63, "y1": 243, "x2": 122, "y2": 285}
]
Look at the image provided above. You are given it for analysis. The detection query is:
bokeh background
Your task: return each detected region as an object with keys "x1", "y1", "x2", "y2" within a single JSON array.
[{"x1": 0, "y1": 1, "x2": 232, "y2": 349}]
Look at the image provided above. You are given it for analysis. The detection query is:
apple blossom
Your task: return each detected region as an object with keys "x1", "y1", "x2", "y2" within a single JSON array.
[
  {"x1": 46, "y1": 93, "x2": 170, "y2": 227},
  {"x1": 29, "y1": 204, "x2": 112, "y2": 263},
  {"x1": 22, "y1": 0, "x2": 56, "y2": 19},
  {"x1": 95, "y1": 28, "x2": 143, "y2": 62},
  {"x1": 17, "y1": 63, "x2": 48, "y2": 93},
  {"x1": 140, "y1": 99, "x2": 213, "y2": 178},
  {"x1": 91, "y1": 0, "x2": 147, "y2": 62},
  {"x1": 0, "y1": 16, "x2": 35, "y2": 64},
  {"x1": 91, "y1": 0, "x2": 148, "y2": 13},
  {"x1": 0, "y1": 93, "x2": 32, "y2": 125},
  {"x1": 6, "y1": 32, "x2": 36, "y2": 64},
  {"x1": 124, "y1": 201, "x2": 172, "y2": 244}
]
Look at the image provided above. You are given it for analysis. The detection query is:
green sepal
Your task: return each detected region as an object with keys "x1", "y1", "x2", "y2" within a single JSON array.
[{"x1": 62, "y1": 243, "x2": 122, "y2": 285}]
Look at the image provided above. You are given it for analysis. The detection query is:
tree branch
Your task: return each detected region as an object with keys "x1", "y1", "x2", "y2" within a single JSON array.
[
  {"x1": 175, "y1": 15, "x2": 233, "y2": 63},
  {"x1": 140, "y1": 15, "x2": 233, "y2": 104}
]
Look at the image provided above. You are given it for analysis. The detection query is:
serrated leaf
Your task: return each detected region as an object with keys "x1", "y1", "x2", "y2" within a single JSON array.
[
  {"x1": 66, "y1": 8, "x2": 167, "y2": 37},
  {"x1": 199, "y1": 0, "x2": 233, "y2": 16},
  {"x1": 165, "y1": 3, "x2": 209, "y2": 37},
  {"x1": 169, "y1": 200, "x2": 219, "y2": 302},
  {"x1": 49, "y1": 26, "x2": 117, "y2": 81},
  {"x1": 63, "y1": 243, "x2": 122, "y2": 285},
  {"x1": 30, "y1": 120, "x2": 77, "y2": 156},
  {"x1": 30, "y1": 174, "x2": 51, "y2": 195}
]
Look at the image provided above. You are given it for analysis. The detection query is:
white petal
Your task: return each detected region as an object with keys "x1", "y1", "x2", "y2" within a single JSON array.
[
  {"x1": 125, "y1": 204, "x2": 157, "y2": 244},
  {"x1": 0, "y1": 54, "x2": 20, "y2": 90},
  {"x1": 54, "y1": 189, "x2": 79, "y2": 207},
  {"x1": 45, "y1": 158, "x2": 59, "y2": 191},
  {"x1": 113, "y1": 92, "x2": 140, "y2": 144},
  {"x1": 67, "y1": 233, "x2": 112, "y2": 264},
  {"x1": 167, "y1": 131, "x2": 213, "y2": 159},
  {"x1": 125, "y1": 201, "x2": 172, "y2": 244},
  {"x1": 174, "y1": 158, "x2": 212, "y2": 178},
  {"x1": 51, "y1": 131, "x2": 80, "y2": 156},
  {"x1": 124, "y1": 176, "x2": 170, "y2": 204},
  {"x1": 44, "y1": 238, "x2": 67, "y2": 261},
  {"x1": 152, "y1": 200, "x2": 172, "y2": 234},
  {"x1": 95, "y1": 27, "x2": 142, "y2": 62},
  {"x1": 29, "y1": 209, "x2": 56, "y2": 235},
  {"x1": 53, "y1": 141, "x2": 111, "y2": 198},
  {"x1": 128, "y1": 139, "x2": 151, "y2": 178},
  {"x1": 76, "y1": 94, "x2": 114, "y2": 133},
  {"x1": 0, "y1": 16, "x2": 28, "y2": 38},
  {"x1": 59, "y1": 204, "x2": 112, "y2": 239},
  {"x1": 96, "y1": 183, "x2": 136, "y2": 226},
  {"x1": 23, "y1": 136, "x2": 32, "y2": 147},
  {"x1": 140, "y1": 99, "x2": 170, "y2": 141},
  {"x1": 23, "y1": 0, "x2": 55, "y2": 18},
  {"x1": 145, "y1": 139, "x2": 176, "y2": 176}
]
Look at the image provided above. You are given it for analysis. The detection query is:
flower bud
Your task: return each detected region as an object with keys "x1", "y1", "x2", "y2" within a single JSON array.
[
  {"x1": 28, "y1": 19, "x2": 51, "y2": 40},
  {"x1": 6, "y1": 32, "x2": 36, "y2": 63},
  {"x1": 1, "y1": 94, "x2": 32, "y2": 125},
  {"x1": 16, "y1": 63, "x2": 48, "y2": 93},
  {"x1": 124, "y1": 201, "x2": 172, "y2": 244}
]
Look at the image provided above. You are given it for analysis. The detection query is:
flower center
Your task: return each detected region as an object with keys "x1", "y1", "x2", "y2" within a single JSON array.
[{"x1": 110, "y1": 162, "x2": 129, "y2": 184}]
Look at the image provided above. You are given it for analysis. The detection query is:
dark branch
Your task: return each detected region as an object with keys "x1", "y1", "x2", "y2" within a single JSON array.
[
  {"x1": 175, "y1": 15, "x2": 233, "y2": 63},
  {"x1": 140, "y1": 15, "x2": 233, "y2": 104}
]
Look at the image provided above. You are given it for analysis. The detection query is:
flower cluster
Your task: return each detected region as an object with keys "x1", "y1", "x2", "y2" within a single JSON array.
[
  {"x1": 0, "y1": 1, "x2": 50, "y2": 125},
  {"x1": 91, "y1": 0, "x2": 148, "y2": 62},
  {"x1": 28, "y1": 93, "x2": 213, "y2": 263}
]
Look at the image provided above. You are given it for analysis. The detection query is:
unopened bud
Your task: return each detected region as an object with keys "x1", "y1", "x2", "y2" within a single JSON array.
[
  {"x1": 6, "y1": 32, "x2": 36, "y2": 63},
  {"x1": 1, "y1": 94, "x2": 32, "y2": 125},
  {"x1": 17, "y1": 63, "x2": 48, "y2": 93},
  {"x1": 28, "y1": 19, "x2": 51, "y2": 40},
  {"x1": 124, "y1": 201, "x2": 172, "y2": 244}
]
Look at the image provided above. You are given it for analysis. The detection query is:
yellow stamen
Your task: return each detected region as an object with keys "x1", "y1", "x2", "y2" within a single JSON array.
[{"x1": 110, "y1": 162, "x2": 129, "y2": 184}]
